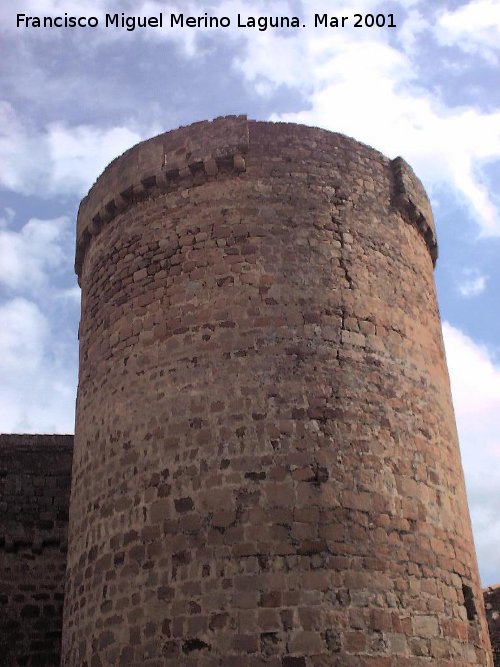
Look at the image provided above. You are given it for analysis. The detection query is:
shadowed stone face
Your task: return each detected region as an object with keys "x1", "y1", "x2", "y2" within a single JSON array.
[
  {"x1": 484, "y1": 587, "x2": 500, "y2": 666},
  {"x1": 62, "y1": 116, "x2": 493, "y2": 666},
  {"x1": 0, "y1": 434, "x2": 73, "y2": 666}
]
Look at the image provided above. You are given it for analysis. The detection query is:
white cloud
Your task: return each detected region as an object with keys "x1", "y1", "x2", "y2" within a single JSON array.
[
  {"x1": 435, "y1": 0, "x2": 500, "y2": 63},
  {"x1": 0, "y1": 298, "x2": 76, "y2": 433},
  {"x1": 0, "y1": 298, "x2": 49, "y2": 372},
  {"x1": 47, "y1": 123, "x2": 146, "y2": 195},
  {"x1": 457, "y1": 269, "x2": 488, "y2": 298},
  {"x1": 396, "y1": 9, "x2": 429, "y2": 53},
  {"x1": 0, "y1": 101, "x2": 146, "y2": 197},
  {"x1": 0, "y1": 208, "x2": 15, "y2": 229},
  {"x1": 2, "y1": 1, "x2": 499, "y2": 234},
  {"x1": 0, "y1": 215, "x2": 71, "y2": 292},
  {"x1": 443, "y1": 322, "x2": 500, "y2": 584},
  {"x1": 0, "y1": 0, "x2": 110, "y2": 31},
  {"x1": 55, "y1": 286, "x2": 81, "y2": 303},
  {"x1": 232, "y1": 4, "x2": 500, "y2": 236},
  {"x1": 1, "y1": 0, "x2": 224, "y2": 55},
  {"x1": 0, "y1": 212, "x2": 78, "y2": 433}
]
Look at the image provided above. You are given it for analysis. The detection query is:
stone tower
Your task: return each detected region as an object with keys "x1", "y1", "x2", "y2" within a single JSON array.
[{"x1": 62, "y1": 116, "x2": 492, "y2": 666}]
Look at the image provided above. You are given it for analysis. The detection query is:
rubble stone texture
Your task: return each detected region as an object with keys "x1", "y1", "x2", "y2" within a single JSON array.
[
  {"x1": 0, "y1": 434, "x2": 73, "y2": 665},
  {"x1": 484, "y1": 587, "x2": 500, "y2": 666},
  {"x1": 62, "y1": 116, "x2": 493, "y2": 665}
]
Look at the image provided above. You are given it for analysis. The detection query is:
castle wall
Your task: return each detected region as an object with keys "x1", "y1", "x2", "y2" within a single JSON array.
[
  {"x1": 64, "y1": 116, "x2": 492, "y2": 665},
  {"x1": 0, "y1": 434, "x2": 73, "y2": 666},
  {"x1": 2, "y1": 432, "x2": 498, "y2": 665},
  {"x1": 484, "y1": 587, "x2": 500, "y2": 667}
]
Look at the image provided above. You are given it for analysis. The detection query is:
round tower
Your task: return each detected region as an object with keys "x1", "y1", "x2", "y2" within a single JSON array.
[{"x1": 63, "y1": 116, "x2": 492, "y2": 666}]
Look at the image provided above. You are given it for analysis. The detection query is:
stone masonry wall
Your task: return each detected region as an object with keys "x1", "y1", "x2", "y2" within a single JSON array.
[
  {"x1": 0, "y1": 434, "x2": 73, "y2": 666},
  {"x1": 63, "y1": 116, "x2": 492, "y2": 665},
  {"x1": 484, "y1": 587, "x2": 500, "y2": 667},
  {"x1": 2, "y1": 432, "x2": 498, "y2": 665}
]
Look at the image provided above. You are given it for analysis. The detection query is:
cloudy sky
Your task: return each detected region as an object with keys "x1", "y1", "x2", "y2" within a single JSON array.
[{"x1": 0, "y1": 0, "x2": 499, "y2": 584}]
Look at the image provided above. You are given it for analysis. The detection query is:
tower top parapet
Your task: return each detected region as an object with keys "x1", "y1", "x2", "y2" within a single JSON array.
[{"x1": 75, "y1": 115, "x2": 437, "y2": 279}]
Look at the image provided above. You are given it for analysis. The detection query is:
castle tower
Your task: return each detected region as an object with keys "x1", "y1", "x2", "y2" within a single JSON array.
[{"x1": 62, "y1": 116, "x2": 492, "y2": 666}]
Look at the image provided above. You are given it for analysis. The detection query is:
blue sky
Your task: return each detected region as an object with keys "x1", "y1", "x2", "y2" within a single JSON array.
[{"x1": 0, "y1": 0, "x2": 499, "y2": 585}]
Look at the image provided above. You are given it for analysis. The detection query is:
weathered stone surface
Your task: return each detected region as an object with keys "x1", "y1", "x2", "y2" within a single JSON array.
[
  {"x1": 484, "y1": 586, "x2": 500, "y2": 666},
  {"x1": 0, "y1": 433, "x2": 73, "y2": 666},
  {"x1": 75, "y1": 115, "x2": 249, "y2": 279},
  {"x1": 62, "y1": 117, "x2": 492, "y2": 665}
]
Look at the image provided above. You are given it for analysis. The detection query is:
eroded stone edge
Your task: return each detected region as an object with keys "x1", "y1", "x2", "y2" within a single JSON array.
[
  {"x1": 75, "y1": 126, "x2": 439, "y2": 281},
  {"x1": 75, "y1": 153, "x2": 246, "y2": 278},
  {"x1": 74, "y1": 152, "x2": 248, "y2": 281},
  {"x1": 391, "y1": 156, "x2": 438, "y2": 266}
]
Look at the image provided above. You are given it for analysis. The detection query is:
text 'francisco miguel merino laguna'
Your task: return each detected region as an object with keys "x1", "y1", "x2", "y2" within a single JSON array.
[{"x1": 16, "y1": 12, "x2": 397, "y2": 31}]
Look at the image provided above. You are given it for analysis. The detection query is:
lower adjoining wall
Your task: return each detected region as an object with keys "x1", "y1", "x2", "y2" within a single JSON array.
[{"x1": 0, "y1": 434, "x2": 73, "y2": 667}]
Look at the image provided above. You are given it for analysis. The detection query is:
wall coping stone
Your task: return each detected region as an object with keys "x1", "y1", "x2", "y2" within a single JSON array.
[{"x1": 75, "y1": 115, "x2": 438, "y2": 280}]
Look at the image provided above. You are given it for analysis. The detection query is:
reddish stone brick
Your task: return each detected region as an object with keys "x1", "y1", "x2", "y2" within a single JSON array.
[
  {"x1": 344, "y1": 631, "x2": 367, "y2": 652},
  {"x1": 60, "y1": 117, "x2": 493, "y2": 667}
]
